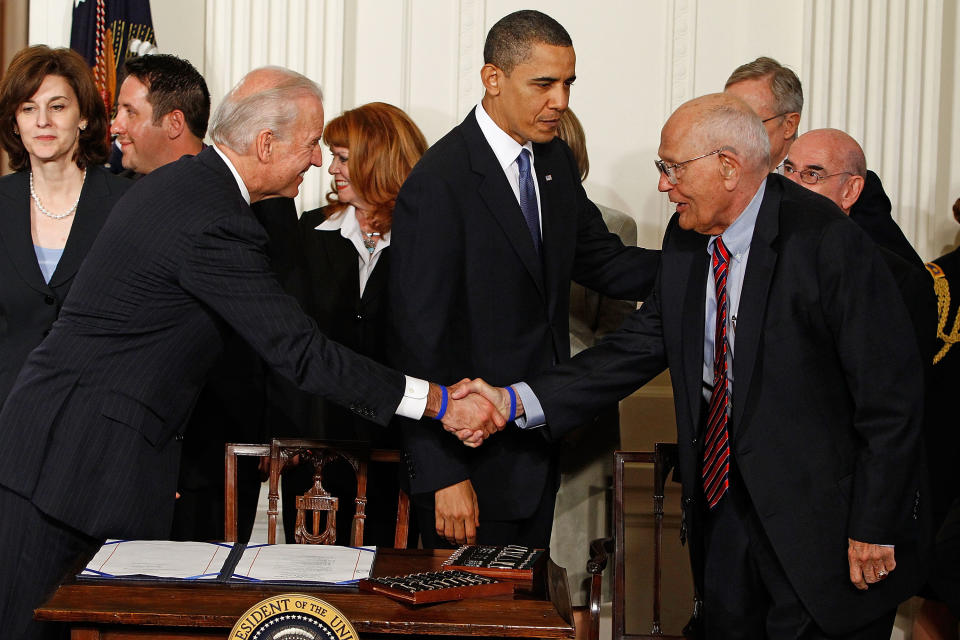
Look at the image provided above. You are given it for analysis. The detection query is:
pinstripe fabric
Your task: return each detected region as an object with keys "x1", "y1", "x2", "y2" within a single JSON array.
[
  {"x1": 0, "y1": 486, "x2": 100, "y2": 640},
  {"x1": 0, "y1": 148, "x2": 406, "y2": 541}
]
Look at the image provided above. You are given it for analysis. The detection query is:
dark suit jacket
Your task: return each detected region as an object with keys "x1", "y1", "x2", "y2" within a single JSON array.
[
  {"x1": 299, "y1": 206, "x2": 398, "y2": 447},
  {"x1": 850, "y1": 170, "x2": 924, "y2": 268},
  {"x1": 926, "y1": 247, "x2": 960, "y2": 527},
  {"x1": 0, "y1": 148, "x2": 405, "y2": 540},
  {"x1": 172, "y1": 196, "x2": 310, "y2": 541},
  {"x1": 0, "y1": 167, "x2": 130, "y2": 408},
  {"x1": 527, "y1": 175, "x2": 929, "y2": 634},
  {"x1": 389, "y1": 109, "x2": 659, "y2": 522}
]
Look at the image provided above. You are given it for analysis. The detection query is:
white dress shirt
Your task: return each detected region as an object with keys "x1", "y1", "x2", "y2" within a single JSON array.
[{"x1": 314, "y1": 205, "x2": 389, "y2": 297}]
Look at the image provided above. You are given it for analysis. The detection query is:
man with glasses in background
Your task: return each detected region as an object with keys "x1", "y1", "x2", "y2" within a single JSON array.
[{"x1": 724, "y1": 56, "x2": 803, "y2": 174}]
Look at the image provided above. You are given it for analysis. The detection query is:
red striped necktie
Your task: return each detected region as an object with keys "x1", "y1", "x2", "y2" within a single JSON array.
[{"x1": 703, "y1": 236, "x2": 731, "y2": 509}]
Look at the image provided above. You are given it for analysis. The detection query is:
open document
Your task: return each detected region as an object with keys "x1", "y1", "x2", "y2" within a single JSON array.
[
  {"x1": 81, "y1": 540, "x2": 233, "y2": 580},
  {"x1": 231, "y1": 544, "x2": 375, "y2": 584},
  {"x1": 79, "y1": 540, "x2": 376, "y2": 585}
]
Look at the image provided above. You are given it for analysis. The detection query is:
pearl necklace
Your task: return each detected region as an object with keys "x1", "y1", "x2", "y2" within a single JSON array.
[{"x1": 30, "y1": 169, "x2": 86, "y2": 220}]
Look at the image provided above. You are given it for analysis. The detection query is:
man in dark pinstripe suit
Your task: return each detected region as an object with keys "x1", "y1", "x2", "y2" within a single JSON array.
[{"x1": 0, "y1": 67, "x2": 503, "y2": 639}]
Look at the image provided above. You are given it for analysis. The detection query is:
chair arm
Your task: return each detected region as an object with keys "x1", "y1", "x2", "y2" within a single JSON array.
[
  {"x1": 586, "y1": 537, "x2": 613, "y2": 640},
  {"x1": 587, "y1": 536, "x2": 613, "y2": 575}
]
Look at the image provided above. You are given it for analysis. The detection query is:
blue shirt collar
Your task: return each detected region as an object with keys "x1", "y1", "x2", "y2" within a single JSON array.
[{"x1": 708, "y1": 181, "x2": 766, "y2": 257}]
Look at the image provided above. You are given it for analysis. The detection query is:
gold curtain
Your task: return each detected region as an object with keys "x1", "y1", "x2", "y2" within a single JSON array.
[{"x1": 1, "y1": 0, "x2": 29, "y2": 175}]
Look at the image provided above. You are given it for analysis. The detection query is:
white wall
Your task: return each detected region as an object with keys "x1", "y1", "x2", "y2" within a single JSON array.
[{"x1": 28, "y1": 0, "x2": 960, "y2": 259}]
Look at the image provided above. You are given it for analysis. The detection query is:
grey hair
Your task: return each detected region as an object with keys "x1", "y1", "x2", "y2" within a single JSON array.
[
  {"x1": 688, "y1": 95, "x2": 771, "y2": 175},
  {"x1": 725, "y1": 56, "x2": 804, "y2": 116},
  {"x1": 210, "y1": 66, "x2": 323, "y2": 153}
]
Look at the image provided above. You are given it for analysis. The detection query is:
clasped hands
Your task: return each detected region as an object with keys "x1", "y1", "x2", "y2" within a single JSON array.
[{"x1": 432, "y1": 378, "x2": 519, "y2": 447}]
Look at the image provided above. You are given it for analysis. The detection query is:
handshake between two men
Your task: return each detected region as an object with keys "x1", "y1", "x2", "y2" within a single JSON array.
[{"x1": 432, "y1": 379, "x2": 518, "y2": 447}]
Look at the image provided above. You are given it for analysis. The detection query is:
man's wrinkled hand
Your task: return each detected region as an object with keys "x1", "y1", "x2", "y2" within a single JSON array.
[
  {"x1": 437, "y1": 380, "x2": 506, "y2": 447},
  {"x1": 848, "y1": 538, "x2": 896, "y2": 590},
  {"x1": 449, "y1": 377, "x2": 514, "y2": 420},
  {"x1": 435, "y1": 479, "x2": 479, "y2": 545}
]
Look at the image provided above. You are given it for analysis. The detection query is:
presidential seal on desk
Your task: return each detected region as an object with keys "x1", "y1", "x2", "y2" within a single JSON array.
[{"x1": 229, "y1": 594, "x2": 358, "y2": 640}]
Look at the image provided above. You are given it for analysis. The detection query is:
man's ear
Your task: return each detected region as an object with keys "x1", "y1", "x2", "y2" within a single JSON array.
[
  {"x1": 163, "y1": 110, "x2": 186, "y2": 139},
  {"x1": 840, "y1": 175, "x2": 865, "y2": 211},
  {"x1": 782, "y1": 112, "x2": 801, "y2": 140},
  {"x1": 481, "y1": 63, "x2": 503, "y2": 96},
  {"x1": 255, "y1": 129, "x2": 273, "y2": 162},
  {"x1": 718, "y1": 151, "x2": 745, "y2": 192}
]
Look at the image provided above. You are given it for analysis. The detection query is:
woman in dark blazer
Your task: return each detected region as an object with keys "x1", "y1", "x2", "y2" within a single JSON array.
[
  {"x1": 0, "y1": 46, "x2": 130, "y2": 408},
  {"x1": 284, "y1": 102, "x2": 427, "y2": 545}
]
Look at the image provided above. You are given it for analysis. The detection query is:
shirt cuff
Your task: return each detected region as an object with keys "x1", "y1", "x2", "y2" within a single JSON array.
[
  {"x1": 396, "y1": 376, "x2": 430, "y2": 419},
  {"x1": 513, "y1": 382, "x2": 545, "y2": 429}
]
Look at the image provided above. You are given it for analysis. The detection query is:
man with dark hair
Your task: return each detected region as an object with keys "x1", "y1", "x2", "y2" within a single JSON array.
[
  {"x1": 482, "y1": 8, "x2": 572, "y2": 72},
  {"x1": 389, "y1": 9, "x2": 658, "y2": 549},
  {"x1": 724, "y1": 56, "x2": 803, "y2": 173},
  {"x1": 111, "y1": 53, "x2": 209, "y2": 175}
]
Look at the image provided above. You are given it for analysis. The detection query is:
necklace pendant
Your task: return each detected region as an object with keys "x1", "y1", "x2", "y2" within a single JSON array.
[{"x1": 361, "y1": 230, "x2": 380, "y2": 254}]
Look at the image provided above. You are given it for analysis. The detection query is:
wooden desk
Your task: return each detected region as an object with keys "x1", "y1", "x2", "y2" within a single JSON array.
[{"x1": 36, "y1": 549, "x2": 574, "y2": 639}]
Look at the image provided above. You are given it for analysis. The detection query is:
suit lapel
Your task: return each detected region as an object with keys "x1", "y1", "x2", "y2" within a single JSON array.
[
  {"x1": 49, "y1": 167, "x2": 116, "y2": 288},
  {"x1": 534, "y1": 143, "x2": 569, "y2": 323},
  {"x1": 363, "y1": 248, "x2": 389, "y2": 304},
  {"x1": 0, "y1": 171, "x2": 52, "y2": 294},
  {"x1": 731, "y1": 176, "x2": 781, "y2": 436},
  {"x1": 677, "y1": 231, "x2": 710, "y2": 436},
  {"x1": 460, "y1": 111, "x2": 546, "y2": 299},
  {"x1": 325, "y1": 232, "x2": 362, "y2": 301}
]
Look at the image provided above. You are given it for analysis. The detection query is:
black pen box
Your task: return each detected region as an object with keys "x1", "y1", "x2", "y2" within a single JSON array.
[
  {"x1": 441, "y1": 544, "x2": 546, "y2": 582},
  {"x1": 357, "y1": 569, "x2": 514, "y2": 604}
]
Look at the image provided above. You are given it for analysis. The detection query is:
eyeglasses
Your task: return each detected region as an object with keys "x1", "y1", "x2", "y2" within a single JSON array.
[
  {"x1": 761, "y1": 112, "x2": 790, "y2": 123},
  {"x1": 655, "y1": 149, "x2": 722, "y2": 185},
  {"x1": 783, "y1": 164, "x2": 852, "y2": 185}
]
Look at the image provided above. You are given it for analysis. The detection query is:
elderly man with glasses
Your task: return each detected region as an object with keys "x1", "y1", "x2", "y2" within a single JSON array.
[
  {"x1": 459, "y1": 92, "x2": 930, "y2": 639},
  {"x1": 786, "y1": 128, "x2": 925, "y2": 269}
]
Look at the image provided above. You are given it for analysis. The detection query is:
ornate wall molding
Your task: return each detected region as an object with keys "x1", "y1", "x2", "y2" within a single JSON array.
[
  {"x1": 456, "y1": 0, "x2": 485, "y2": 119},
  {"x1": 661, "y1": 0, "x2": 698, "y2": 227},
  {"x1": 802, "y1": 0, "x2": 946, "y2": 258},
  {"x1": 203, "y1": 0, "x2": 344, "y2": 211}
]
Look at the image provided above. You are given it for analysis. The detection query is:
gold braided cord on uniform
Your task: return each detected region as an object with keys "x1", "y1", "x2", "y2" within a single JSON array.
[{"x1": 926, "y1": 262, "x2": 960, "y2": 365}]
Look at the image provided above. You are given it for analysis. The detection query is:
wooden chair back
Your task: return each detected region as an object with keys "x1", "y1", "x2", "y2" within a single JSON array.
[
  {"x1": 586, "y1": 444, "x2": 690, "y2": 640},
  {"x1": 224, "y1": 442, "x2": 270, "y2": 542},
  {"x1": 224, "y1": 439, "x2": 410, "y2": 548}
]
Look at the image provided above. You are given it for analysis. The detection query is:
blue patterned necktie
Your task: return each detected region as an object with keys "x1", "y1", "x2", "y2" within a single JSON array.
[
  {"x1": 516, "y1": 149, "x2": 542, "y2": 255},
  {"x1": 703, "y1": 236, "x2": 731, "y2": 509}
]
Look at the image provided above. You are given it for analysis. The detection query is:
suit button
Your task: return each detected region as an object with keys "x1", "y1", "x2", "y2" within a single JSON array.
[
  {"x1": 683, "y1": 497, "x2": 694, "y2": 506},
  {"x1": 691, "y1": 437, "x2": 697, "y2": 446},
  {"x1": 44, "y1": 295, "x2": 55, "y2": 305},
  {"x1": 356, "y1": 314, "x2": 362, "y2": 320}
]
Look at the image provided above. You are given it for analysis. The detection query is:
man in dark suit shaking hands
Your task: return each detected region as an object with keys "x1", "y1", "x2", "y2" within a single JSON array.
[
  {"x1": 0, "y1": 66, "x2": 503, "y2": 639},
  {"x1": 461, "y1": 93, "x2": 930, "y2": 638},
  {"x1": 389, "y1": 10, "x2": 659, "y2": 549}
]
